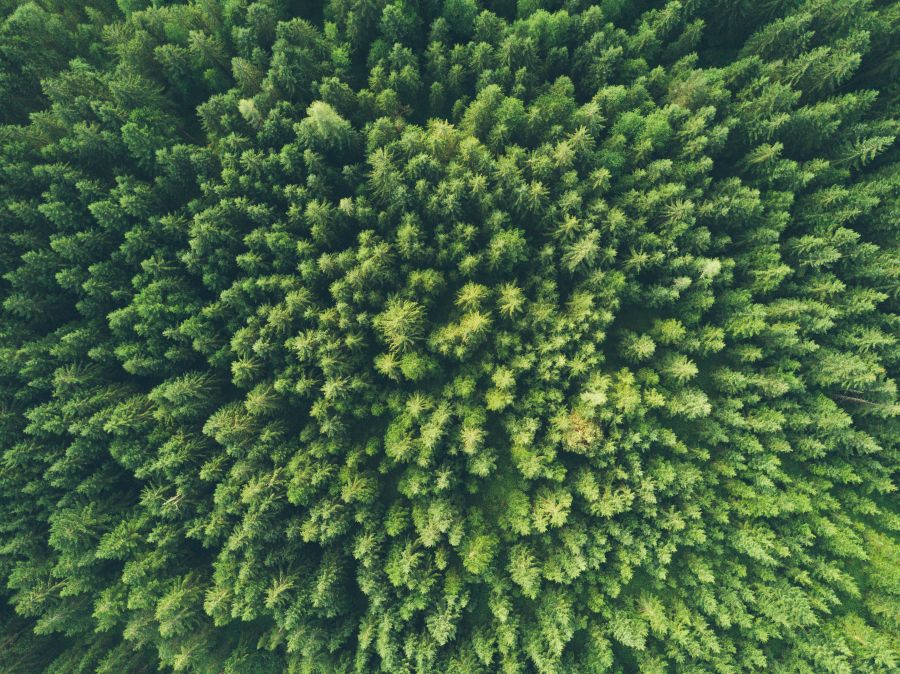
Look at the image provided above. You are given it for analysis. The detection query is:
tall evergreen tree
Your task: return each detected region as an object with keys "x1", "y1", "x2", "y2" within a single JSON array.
[{"x1": 0, "y1": 1, "x2": 896, "y2": 672}]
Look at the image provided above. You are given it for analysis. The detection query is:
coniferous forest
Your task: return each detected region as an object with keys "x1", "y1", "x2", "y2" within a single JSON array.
[{"x1": 0, "y1": 1, "x2": 898, "y2": 672}]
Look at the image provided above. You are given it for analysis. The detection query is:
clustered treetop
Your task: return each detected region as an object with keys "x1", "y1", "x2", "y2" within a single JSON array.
[{"x1": 0, "y1": 1, "x2": 897, "y2": 673}]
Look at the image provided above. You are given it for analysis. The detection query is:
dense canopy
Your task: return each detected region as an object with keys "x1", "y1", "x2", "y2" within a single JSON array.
[{"x1": 0, "y1": 1, "x2": 897, "y2": 673}]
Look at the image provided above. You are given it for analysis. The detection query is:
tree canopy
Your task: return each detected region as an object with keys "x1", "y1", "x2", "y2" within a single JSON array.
[{"x1": 0, "y1": 1, "x2": 897, "y2": 673}]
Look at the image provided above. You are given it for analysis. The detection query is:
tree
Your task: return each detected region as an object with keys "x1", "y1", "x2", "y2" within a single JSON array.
[{"x1": 0, "y1": 0, "x2": 897, "y2": 672}]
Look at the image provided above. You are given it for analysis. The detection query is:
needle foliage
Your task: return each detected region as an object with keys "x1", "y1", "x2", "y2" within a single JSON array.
[{"x1": 0, "y1": 1, "x2": 897, "y2": 673}]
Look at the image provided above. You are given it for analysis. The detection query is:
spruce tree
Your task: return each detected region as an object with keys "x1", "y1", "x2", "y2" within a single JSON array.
[{"x1": 0, "y1": 1, "x2": 896, "y2": 672}]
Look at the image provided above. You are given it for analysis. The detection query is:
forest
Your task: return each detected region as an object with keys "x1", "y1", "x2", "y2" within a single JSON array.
[{"x1": 0, "y1": 1, "x2": 897, "y2": 672}]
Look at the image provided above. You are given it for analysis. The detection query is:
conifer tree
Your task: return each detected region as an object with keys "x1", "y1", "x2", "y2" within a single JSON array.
[{"x1": 0, "y1": 0, "x2": 896, "y2": 672}]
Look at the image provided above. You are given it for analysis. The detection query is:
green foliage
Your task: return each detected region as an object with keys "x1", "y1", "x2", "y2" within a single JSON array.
[{"x1": 0, "y1": 0, "x2": 897, "y2": 672}]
